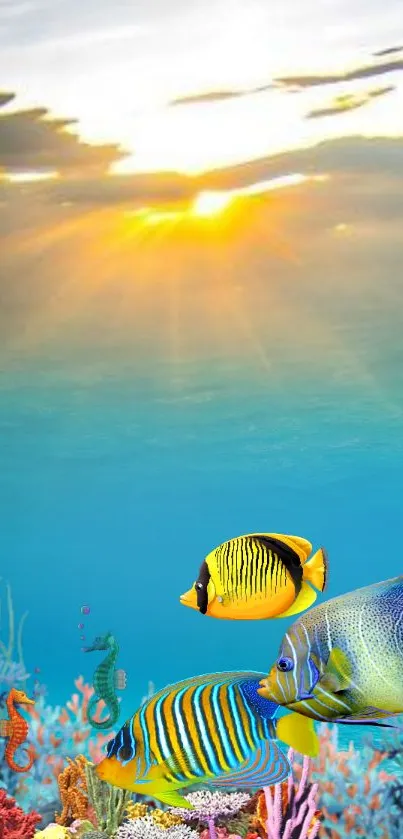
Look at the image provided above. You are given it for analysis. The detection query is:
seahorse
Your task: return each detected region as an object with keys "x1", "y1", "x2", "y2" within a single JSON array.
[
  {"x1": 0, "y1": 687, "x2": 35, "y2": 772},
  {"x1": 84, "y1": 632, "x2": 126, "y2": 729}
]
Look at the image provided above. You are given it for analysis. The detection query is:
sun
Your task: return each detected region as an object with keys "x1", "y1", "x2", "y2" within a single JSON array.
[{"x1": 191, "y1": 190, "x2": 234, "y2": 218}]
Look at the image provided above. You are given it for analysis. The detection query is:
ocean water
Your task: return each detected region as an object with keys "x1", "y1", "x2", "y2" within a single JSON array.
[{"x1": 1, "y1": 245, "x2": 403, "y2": 742}]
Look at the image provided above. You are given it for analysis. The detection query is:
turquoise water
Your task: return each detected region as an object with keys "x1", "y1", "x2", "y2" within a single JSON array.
[{"x1": 1, "y1": 302, "x2": 403, "y2": 733}]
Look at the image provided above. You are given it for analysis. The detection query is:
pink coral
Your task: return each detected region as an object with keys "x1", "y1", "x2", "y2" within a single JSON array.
[{"x1": 0, "y1": 788, "x2": 41, "y2": 839}]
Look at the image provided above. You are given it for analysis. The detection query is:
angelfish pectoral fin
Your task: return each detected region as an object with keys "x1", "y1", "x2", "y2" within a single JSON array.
[
  {"x1": 321, "y1": 647, "x2": 352, "y2": 693},
  {"x1": 207, "y1": 741, "x2": 291, "y2": 790}
]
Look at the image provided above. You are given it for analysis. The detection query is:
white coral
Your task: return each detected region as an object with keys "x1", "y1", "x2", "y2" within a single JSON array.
[
  {"x1": 115, "y1": 817, "x2": 198, "y2": 839},
  {"x1": 171, "y1": 790, "x2": 251, "y2": 820}
]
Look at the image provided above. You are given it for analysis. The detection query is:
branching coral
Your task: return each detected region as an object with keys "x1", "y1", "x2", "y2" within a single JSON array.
[
  {"x1": 171, "y1": 791, "x2": 251, "y2": 839},
  {"x1": 55, "y1": 755, "x2": 90, "y2": 826},
  {"x1": 254, "y1": 750, "x2": 321, "y2": 839},
  {"x1": 116, "y1": 817, "x2": 198, "y2": 839},
  {"x1": 0, "y1": 787, "x2": 41, "y2": 839},
  {"x1": 84, "y1": 759, "x2": 131, "y2": 836},
  {"x1": 308, "y1": 724, "x2": 394, "y2": 839}
]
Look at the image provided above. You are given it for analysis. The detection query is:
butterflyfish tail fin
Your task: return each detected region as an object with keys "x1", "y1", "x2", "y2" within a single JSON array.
[
  {"x1": 302, "y1": 547, "x2": 328, "y2": 592},
  {"x1": 276, "y1": 712, "x2": 319, "y2": 758},
  {"x1": 275, "y1": 581, "x2": 317, "y2": 618},
  {"x1": 207, "y1": 741, "x2": 290, "y2": 790}
]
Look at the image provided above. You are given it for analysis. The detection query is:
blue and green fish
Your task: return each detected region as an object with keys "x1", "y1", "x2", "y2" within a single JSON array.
[
  {"x1": 259, "y1": 576, "x2": 403, "y2": 725},
  {"x1": 96, "y1": 670, "x2": 318, "y2": 807}
]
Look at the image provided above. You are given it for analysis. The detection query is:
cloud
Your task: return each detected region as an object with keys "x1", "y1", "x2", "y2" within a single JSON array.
[
  {"x1": 1, "y1": 134, "x2": 403, "y2": 219},
  {"x1": 373, "y1": 45, "x2": 403, "y2": 57},
  {"x1": 0, "y1": 92, "x2": 15, "y2": 108},
  {"x1": 169, "y1": 84, "x2": 273, "y2": 107},
  {"x1": 305, "y1": 85, "x2": 395, "y2": 119},
  {"x1": 0, "y1": 90, "x2": 126, "y2": 174},
  {"x1": 274, "y1": 57, "x2": 403, "y2": 89}
]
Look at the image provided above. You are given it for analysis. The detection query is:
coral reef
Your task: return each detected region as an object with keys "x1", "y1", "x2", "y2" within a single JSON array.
[
  {"x1": 84, "y1": 759, "x2": 131, "y2": 835},
  {"x1": 33, "y1": 826, "x2": 69, "y2": 839},
  {"x1": 116, "y1": 817, "x2": 199, "y2": 838},
  {"x1": 0, "y1": 787, "x2": 41, "y2": 839},
  {"x1": 254, "y1": 750, "x2": 321, "y2": 839},
  {"x1": 171, "y1": 791, "x2": 251, "y2": 839},
  {"x1": 306, "y1": 723, "x2": 401, "y2": 838},
  {"x1": 11, "y1": 679, "x2": 116, "y2": 817},
  {"x1": 55, "y1": 755, "x2": 90, "y2": 825}
]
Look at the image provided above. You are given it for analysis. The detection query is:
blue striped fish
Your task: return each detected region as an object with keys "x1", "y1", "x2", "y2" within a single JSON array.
[{"x1": 96, "y1": 670, "x2": 318, "y2": 808}]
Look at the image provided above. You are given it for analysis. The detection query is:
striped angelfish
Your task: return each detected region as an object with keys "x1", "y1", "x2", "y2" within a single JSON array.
[
  {"x1": 96, "y1": 670, "x2": 317, "y2": 808},
  {"x1": 180, "y1": 533, "x2": 327, "y2": 620},
  {"x1": 259, "y1": 576, "x2": 403, "y2": 728}
]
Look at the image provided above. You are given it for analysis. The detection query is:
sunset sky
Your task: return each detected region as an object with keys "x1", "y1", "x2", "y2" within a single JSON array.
[{"x1": 0, "y1": 0, "x2": 402, "y2": 174}]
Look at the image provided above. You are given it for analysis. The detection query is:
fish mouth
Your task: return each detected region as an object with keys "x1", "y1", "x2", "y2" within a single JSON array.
[
  {"x1": 21, "y1": 697, "x2": 35, "y2": 706},
  {"x1": 257, "y1": 678, "x2": 271, "y2": 698},
  {"x1": 179, "y1": 591, "x2": 198, "y2": 610}
]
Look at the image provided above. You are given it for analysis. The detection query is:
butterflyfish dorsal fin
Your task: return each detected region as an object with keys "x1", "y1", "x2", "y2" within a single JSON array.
[
  {"x1": 276, "y1": 712, "x2": 319, "y2": 758},
  {"x1": 321, "y1": 647, "x2": 352, "y2": 693},
  {"x1": 207, "y1": 740, "x2": 290, "y2": 790},
  {"x1": 264, "y1": 534, "x2": 313, "y2": 562},
  {"x1": 275, "y1": 581, "x2": 317, "y2": 618}
]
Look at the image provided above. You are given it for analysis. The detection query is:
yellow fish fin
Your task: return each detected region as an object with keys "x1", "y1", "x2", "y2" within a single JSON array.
[
  {"x1": 275, "y1": 581, "x2": 317, "y2": 618},
  {"x1": 321, "y1": 647, "x2": 352, "y2": 692},
  {"x1": 276, "y1": 712, "x2": 319, "y2": 758},
  {"x1": 263, "y1": 534, "x2": 312, "y2": 563},
  {"x1": 302, "y1": 547, "x2": 328, "y2": 592},
  {"x1": 155, "y1": 788, "x2": 195, "y2": 809}
]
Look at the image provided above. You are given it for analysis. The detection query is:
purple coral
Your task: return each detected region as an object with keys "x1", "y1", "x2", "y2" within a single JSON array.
[
  {"x1": 170, "y1": 791, "x2": 250, "y2": 839},
  {"x1": 264, "y1": 749, "x2": 320, "y2": 839}
]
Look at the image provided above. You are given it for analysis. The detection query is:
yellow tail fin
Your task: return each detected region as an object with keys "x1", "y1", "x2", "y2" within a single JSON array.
[
  {"x1": 302, "y1": 547, "x2": 328, "y2": 592},
  {"x1": 277, "y1": 712, "x2": 319, "y2": 758}
]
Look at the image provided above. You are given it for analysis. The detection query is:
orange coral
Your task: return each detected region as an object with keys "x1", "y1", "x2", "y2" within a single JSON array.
[{"x1": 55, "y1": 754, "x2": 90, "y2": 826}]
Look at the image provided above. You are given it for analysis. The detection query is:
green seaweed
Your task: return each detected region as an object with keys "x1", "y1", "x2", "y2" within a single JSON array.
[{"x1": 0, "y1": 578, "x2": 28, "y2": 686}]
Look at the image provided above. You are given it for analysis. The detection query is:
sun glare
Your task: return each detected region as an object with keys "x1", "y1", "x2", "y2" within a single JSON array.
[{"x1": 192, "y1": 191, "x2": 234, "y2": 218}]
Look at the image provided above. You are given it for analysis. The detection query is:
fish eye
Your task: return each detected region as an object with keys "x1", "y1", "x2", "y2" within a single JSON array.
[
  {"x1": 277, "y1": 656, "x2": 294, "y2": 672},
  {"x1": 119, "y1": 745, "x2": 132, "y2": 761},
  {"x1": 195, "y1": 582, "x2": 204, "y2": 590}
]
